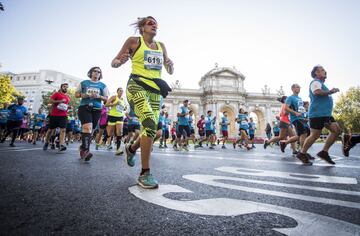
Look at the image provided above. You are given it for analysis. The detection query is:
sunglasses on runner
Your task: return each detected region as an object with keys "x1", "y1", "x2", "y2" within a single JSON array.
[
  {"x1": 145, "y1": 20, "x2": 157, "y2": 26},
  {"x1": 93, "y1": 70, "x2": 101, "y2": 73}
]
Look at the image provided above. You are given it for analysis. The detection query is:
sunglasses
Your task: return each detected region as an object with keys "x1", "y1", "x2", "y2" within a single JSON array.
[
  {"x1": 93, "y1": 70, "x2": 101, "y2": 73},
  {"x1": 145, "y1": 20, "x2": 157, "y2": 26}
]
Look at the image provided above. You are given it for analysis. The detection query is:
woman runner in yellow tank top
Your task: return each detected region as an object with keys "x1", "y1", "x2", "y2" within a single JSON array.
[
  {"x1": 111, "y1": 16, "x2": 174, "y2": 189},
  {"x1": 105, "y1": 87, "x2": 125, "y2": 155}
]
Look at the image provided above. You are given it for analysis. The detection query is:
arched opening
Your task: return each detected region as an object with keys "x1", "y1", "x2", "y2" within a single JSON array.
[
  {"x1": 219, "y1": 105, "x2": 236, "y2": 137},
  {"x1": 249, "y1": 109, "x2": 266, "y2": 136}
]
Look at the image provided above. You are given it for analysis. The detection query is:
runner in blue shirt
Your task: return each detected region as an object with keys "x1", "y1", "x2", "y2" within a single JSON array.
[
  {"x1": 219, "y1": 111, "x2": 230, "y2": 149},
  {"x1": 248, "y1": 117, "x2": 256, "y2": 149},
  {"x1": 233, "y1": 108, "x2": 251, "y2": 150},
  {"x1": 205, "y1": 110, "x2": 216, "y2": 149},
  {"x1": 32, "y1": 108, "x2": 46, "y2": 145},
  {"x1": 176, "y1": 100, "x2": 191, "y2": 151},
  {"x1": 0, "y1": 102, "x2": 9, "y2": 140},
  {"x1": 1, "y1": 97, "x2": 28, "y2": 147},
  {"x1": 297, "y1": 65, "x2": 340, "y2": 165}
]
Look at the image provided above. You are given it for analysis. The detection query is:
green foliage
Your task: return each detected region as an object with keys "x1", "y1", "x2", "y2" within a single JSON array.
[
  {"x1": 0, "y1": 74, "x2": 23, "y2": 106},
  {"x1": 333, "y1": 87, "x2": 360, "y2": 133}
]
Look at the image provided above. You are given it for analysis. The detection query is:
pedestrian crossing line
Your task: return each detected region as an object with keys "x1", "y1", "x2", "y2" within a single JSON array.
[
  {"x1": 130, "y1": 184, "x2": 360, "y2": 236},
  {"x1": 215, "y1": 166, "x2": 357, "y2": 184},
  {"x1": 183, "y1": 174, "x2": 360, "y2": 209},
  {"x1": 155, "y1": 153, "x2": 360, "y2": 169}
]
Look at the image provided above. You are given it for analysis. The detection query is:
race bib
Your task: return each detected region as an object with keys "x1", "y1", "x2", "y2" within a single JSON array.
[
  {"x1": 298, "y1": 106, "x2": 306, "y2": 114},
  {"x1": 86, "y1": 87, "x2": 100, "y2": 96},
  {"x1": 241, "y1": 121, "x2": 248, "y2": 126},
  {"x1": 57, "y1": 103, "x2": 68, "y2": 111},
  {"x1": 132, "y1": 117, "x2": 139, "y2": 123},
  {"x1": 144, "y1": 50, "x2": 163, "y2": 70},
  {"x1": 35, "y1": 126, "x2": 41, "y2": 129},
  {"x1": 116, "y1": 104, "x2": 124, "y2": 113}
]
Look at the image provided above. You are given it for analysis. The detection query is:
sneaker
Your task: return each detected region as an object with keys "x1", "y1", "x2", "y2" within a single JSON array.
[
  {"x1": 341, "y1": 133, "x2": 351, "y2": 157},
  {"x1": 252, "y1": 145, "x2": 256, "y2": 149},
  {"x1": 306, "y1": 153, "x2": 315, "y2": 160},
  {"x1": 317, "y1": 150, "x2": 336, "y2": 165},
  {"x1": 159, "y1": 144, "x2": 164, "y2": 149},
  {"x1": 209, "y1": 146, "x2": 215, "y2": 149},
  {"x1": 194, "y1": 144, "x2": 201, "y2": 149},
  {"x1": 164, "y1": 144, "x2": 168, "y2": 148},
  {"x1": 59, "y1": 145, "x2": 67, "y2": 152},
  {"x1": 80, "y1": 149, "x2": 93, "y2": 161},
  {"x1": 107, "y1": 145, "x2": 113, "y2": 150},
  {"x1": 125, "y1": 144, "x2": 136, "y2": 167},
  {"x1": 233, "y1": 142, "x2": 236, "y2": 149},
  {"x1": 9, "y1": 143, "x2": 15, "y2": 147},
  {"x1": 221, "y1": 145, "x2": 226, "y2": 149},
  {"x1": 0, "y1": 138, "x2": 5, "y2": 143},
  {"x1": 33, "y1": 141, "x2": 36, "y2": 145},
  {"x1": 182, "y1": 145, "x2": 189, "y2": 151},
  {"x1": 173, "y1": 145, "x2": 179, "y2": 151},
  {"x1": 43, "y1": 142, "x2": 49, "y2": 151},
  {"x1": 296, "y1": 152, "x2": 313, "y2": 165},
  {"x1": 95, "y1": 143, "x2": 100, "y2": 150},
  {"x1": 292, "y1": 150, "x2": 298, "y2": 155},
  {"x1": 280, "y1": 142, "x2": 287, "y2": 153},
  {"x1": 138, "y1": 172, "x2": 159, "y2": 189},
  {"x1": 263, "y1": 141, "x2": 269, "y2": 149},
  {"x1": 115, "y1": 148, "x2": 124, "y2": 155},
  {"x1": 50, "y1": 144, "x2": 55, "y2": 150}
]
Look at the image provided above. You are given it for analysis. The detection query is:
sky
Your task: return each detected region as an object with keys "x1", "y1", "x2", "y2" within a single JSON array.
[{"x1": 1, "y1": 0, "x2": 359, "y2": 101}]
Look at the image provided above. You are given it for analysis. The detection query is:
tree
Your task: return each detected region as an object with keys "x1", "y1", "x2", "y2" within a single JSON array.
[
  {"x1": 0, "y1": 74, "x2": 23, "y2": 105},
  {"x1": 41, "y1": 88, "x2": 80, "y2": 115},
  {"x1": 333, "y1": 87, "x2": 360, "y2": 133}
]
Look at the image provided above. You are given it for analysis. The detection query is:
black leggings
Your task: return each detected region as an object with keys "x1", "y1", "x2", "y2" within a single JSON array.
[{"x1": 78, "y1": 106, "x2": 102, "y2": 129}]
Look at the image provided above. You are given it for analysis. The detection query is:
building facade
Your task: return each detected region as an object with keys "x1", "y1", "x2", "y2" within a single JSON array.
[
  {"x1": 164, "y1": 65, "x2": 284, "y2": 137},
  {"x1": 4, "y1": 70, "x2": 82, "y2": 113}
]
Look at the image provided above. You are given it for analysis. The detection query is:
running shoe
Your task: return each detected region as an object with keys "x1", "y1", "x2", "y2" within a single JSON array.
[
  {"x1": 221, "y1": 145, "x2": 226, "y2": 149},
  {"x1": 317, "y1": 150, "x2": 335, "y2": 165},
  {"x1": 209, "y1": 146, "x2": 215, "y2": 149},
  {"x1": 159, "y1": 144, "x2": 164, "y2": 149},
  {"x1": 233, "y1": 142, "x2": 236, "y2": 149},
  {"x1": 173, "y1": 145, "x2": 179, "y2": 151},
  {"x1": 164, "y1": 144, "x2": 168, "y2": 148},
  {"x1": 43, "y1": 142, "x2": 49, "y2": 151},
  {"x1": 341, "y1": 133, "x2": 351, "y2": 157},
  {"x1": 125, "y1": 144, "x2": 135, "y2": 167},
  {"x1": 292, "y1": 150, "x2": 298, "y2": 155},
  {"x1": 263, "y1": 141, "x2": 269, "y2": 149},
  {"x1": 138, "y1": 172, "x2": 158, "y2": 189},
  {"x1": 95, "y1": 143, "x2": 100, "y2": 150},
  {"x1": 50, "y1": 144, "x2": 55, "y2": 150},
  {"x1": 115, "y1": 148, "x2": 124, "y2": 155},
  {"x1": 305, "y1": 153, "x2": 315, "y2": 160},
  {"x1": 107, "y1": 145, "x2": 113, "y2": 150},
  {"x1": 9, "y1": 143, "x2": 15, "y2": 147},
  {"x1": 182, "y1": 145, "x2": 189, "y2": 151},
  {"x1": 80, "y1": 149, "x2": 93, "y2": 161},
  {"x1": 280, "y1": 142, "x2": 287, "y2": 153},
  {"x1": 296, "y1": 152, "x2": 313, "y2": 165},
  {"x1": 33, "y1": 141, "x2": 36, "y2": 145},
  {"x1": 59, "y1": 145, "x2": 67, "y2": 152}
]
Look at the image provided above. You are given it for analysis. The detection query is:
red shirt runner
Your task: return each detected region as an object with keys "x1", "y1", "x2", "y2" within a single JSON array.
[{"x1": 50, "y1": 92, "x2": 70, "y2": 117}]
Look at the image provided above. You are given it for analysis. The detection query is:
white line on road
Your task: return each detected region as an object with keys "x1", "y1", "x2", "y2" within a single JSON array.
[
  {"x1": 129, "y1": 185, "x2": 360, "y2": 236},
  {"x1": 183, "y1": 174, "x2": 360, "y2": 209},
  {"x1": 215, "y1": 166, "x2": 358, "y2": 184}
]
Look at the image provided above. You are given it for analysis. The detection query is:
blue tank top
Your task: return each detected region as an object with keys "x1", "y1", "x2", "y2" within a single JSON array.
[
  {"x1": 309, "y1": 79, "x2": 333, "y2": 118},
  {"x1": 79, "y1": 80, "x2": 107, "y2": 109}
]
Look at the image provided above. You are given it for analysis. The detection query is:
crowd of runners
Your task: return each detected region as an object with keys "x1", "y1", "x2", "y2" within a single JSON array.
[{"x1": 1, "y1": 16, "x2": 359, "y2": 189}]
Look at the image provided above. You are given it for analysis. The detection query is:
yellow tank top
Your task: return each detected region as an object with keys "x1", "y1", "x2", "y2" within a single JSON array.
[
  {"x1": 131, "y1": 36, "x2": 163, "y2": 90},
  {"x1": 108, "y1": 96, "x2": 125, "y2": 117}
]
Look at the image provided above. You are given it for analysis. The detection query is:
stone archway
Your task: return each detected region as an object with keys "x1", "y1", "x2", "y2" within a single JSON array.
[
  {"x1": 219, "y1": 105, "x2": 236, "y2": 137},
  {"x1": 249, "y1": 108, "x2": 266, "y2": 136}
]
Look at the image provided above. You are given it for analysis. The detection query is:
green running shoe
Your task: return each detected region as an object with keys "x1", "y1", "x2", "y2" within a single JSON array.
[
  {"x1": 138, "y1": 172, "x2": 159, "y2": 189},
  {"x1": 125, "y1": 144, "x2": 135, "y2": 167}
]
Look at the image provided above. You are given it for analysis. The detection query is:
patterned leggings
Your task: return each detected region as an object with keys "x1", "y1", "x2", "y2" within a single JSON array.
[{"x1": 126, "y1": 79, "x2": 160, "y2": 139}]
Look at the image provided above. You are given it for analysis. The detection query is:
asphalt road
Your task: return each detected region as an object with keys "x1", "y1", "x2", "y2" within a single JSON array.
[{"x1": 0, "y1": 141, "x2": 359, "y2": 235}]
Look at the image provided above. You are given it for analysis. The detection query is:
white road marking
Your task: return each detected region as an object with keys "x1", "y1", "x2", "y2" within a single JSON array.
[
  {"x1": 129, "y1": 184, "x2": 360, "y2": 236},
  {"x1": 183, "y1": 174, "x2": 360, "y2": 209},
  {"x1": 215, "y1": 166, "x2": 358, "y2": 184},
  {"x1": 155, "y1": 153, "x2": 360, "y2": 169},
  {"x1": 184, "y1": 173, "x2": 360, "y2": 196}
]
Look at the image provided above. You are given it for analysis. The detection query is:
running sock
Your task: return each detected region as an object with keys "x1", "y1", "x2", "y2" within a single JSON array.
[
  {"x1": 140, "y1": 168, "x2": 150, "y2": 176},
  {"x1": 116, "y1": 136, "x2": 121, "y2": 150},
  {"x1": 81, "y1": 133, "x2": 91, "y2": 150}
]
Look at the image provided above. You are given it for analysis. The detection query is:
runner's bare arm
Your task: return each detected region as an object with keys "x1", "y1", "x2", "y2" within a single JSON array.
[
  {"x1": 160, "y1": 42, "x2": 174, "y2": 75},
  {"x1": 111, "y1": 37, "x2": 139, "y2": 68}
]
